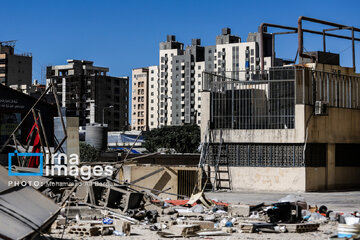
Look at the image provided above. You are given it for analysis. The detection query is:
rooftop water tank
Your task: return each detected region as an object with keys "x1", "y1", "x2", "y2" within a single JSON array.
[{"x1": 85, "y1": 124, "x2": 108, "y2": 151}]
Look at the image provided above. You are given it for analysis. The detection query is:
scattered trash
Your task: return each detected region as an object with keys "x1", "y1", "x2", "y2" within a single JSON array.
[
  {"x1": 21, "y1": 172, "x2": 356, "y2": 239},
  {"x1": 103, "y1": 217, "x2": 114, "y2": 225},
  {"x1": 113, "y1": 230, "x2": 126, "y2": 236}
]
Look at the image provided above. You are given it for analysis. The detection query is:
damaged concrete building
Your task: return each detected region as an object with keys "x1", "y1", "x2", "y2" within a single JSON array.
[
  {"x1": 46, "y1": 60, "x2": 129, "y2": 131},
  {"x1": 200, "y1": 17, "x2": 360, "y2": 192}
]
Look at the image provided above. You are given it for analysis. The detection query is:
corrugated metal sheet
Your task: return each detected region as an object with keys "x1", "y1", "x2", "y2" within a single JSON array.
[{"x1": 0, "y1": 166, "x2": 59, "y2": 239}]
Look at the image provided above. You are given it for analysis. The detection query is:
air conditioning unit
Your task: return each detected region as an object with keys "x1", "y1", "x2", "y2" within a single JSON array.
[{"x1": 315, "y1": 101, "x2": 328, "y2": 115}]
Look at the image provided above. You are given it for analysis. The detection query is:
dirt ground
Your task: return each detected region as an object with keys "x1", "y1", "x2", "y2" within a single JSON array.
[
  {"x1": 52, "y1": 222, "x2": 337, "y2": 239},
  {"x1": 205, "y1": 190, "x2": 360, "y2": 213}
]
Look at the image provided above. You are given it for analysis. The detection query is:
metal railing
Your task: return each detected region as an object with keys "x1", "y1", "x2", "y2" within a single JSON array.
[
  {"x1": 203, "y1": 67, "x2": 360, "y2": 130},
  {"x1": 204, "y1": 68, "x2": 296, "y2": 129}
]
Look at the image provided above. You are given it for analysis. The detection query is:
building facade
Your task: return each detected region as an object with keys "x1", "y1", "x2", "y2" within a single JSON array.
[
  {"x1": 138, "y1": 28, "x2": 273, "y2": 130},
  {"x1": 46, "y1": 60, "x2": 129, "y2": 131},
  {"x1": 200, "y1": 60, "x2": 360, "y2": 192},
  {"x1": 158, "y1": 35, "x2": 184, "y2": 127},
  {"x1": 0, "y1": 42, "x2": 32, "y2": 87},
  {"x1": 131, "y1": 68, "x2": 149, "y2": 130}
]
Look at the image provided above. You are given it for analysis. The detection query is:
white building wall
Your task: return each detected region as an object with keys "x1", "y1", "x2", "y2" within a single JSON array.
[
  {"x1": 215, "y1": 41, "x2": 258, "y2": 80},
  {"x1": 148, "y1": 65, "x2": 159, "y2": 130},
  {"x1": 194, "y1": 61, "x2": 205, "y2": 126},
  {"x1": 159, "y1": 48, "x2": 179, "y2": 127}
]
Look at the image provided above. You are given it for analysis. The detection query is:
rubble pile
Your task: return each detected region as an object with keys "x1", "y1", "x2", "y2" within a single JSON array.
[{"x1": 38, "y1": 176, "x2": 360, "y2": 239}]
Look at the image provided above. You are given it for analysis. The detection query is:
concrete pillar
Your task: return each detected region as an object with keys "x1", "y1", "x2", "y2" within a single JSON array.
[
  {"x1": 200, "y1": 92, "x2": 210, "y2": 142},
  {"x1": 326, "y1": 143, "x2": 336, "y2": 189}
]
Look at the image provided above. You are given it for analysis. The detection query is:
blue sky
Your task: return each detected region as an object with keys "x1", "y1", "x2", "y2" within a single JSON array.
[{"x1": 2, "y1": 0, "x2": 360, "y2": 82}]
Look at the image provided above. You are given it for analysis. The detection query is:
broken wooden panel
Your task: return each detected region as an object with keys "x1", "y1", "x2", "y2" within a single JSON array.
[{"x1": 121, "y1": 164, "x2": 202, "y2": 199}]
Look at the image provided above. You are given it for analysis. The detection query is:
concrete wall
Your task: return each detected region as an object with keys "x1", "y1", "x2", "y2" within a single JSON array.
[
  {"x1": 306, "y1": 106, "x2": 360, "y2": 143},
  {"x1": 121, "y1": 164, "x2": 201, "y2": 199},
  {"x1": 305, "y1": 167, "x2": 327, "y2": 191},
  {"x1": 335, "y1": 167, "x2": 360, "y2": 189},
  {"x1": 305, "y1": 166, "x2": 360, "y2": 191},
  {"x1": 223, "y1": 166, "x2": 360, "y2": 192},
  {"x1": 200, "y1": 101, "x2": 306, "y2": 144},
  {"x1": 229, "y1": 167, "x2": 306, "y2": 192}
]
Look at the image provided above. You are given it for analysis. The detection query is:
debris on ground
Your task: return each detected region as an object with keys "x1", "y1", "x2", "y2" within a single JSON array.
[{"x1": 15, "y1": 171, "x2": 359, "y2": 239}]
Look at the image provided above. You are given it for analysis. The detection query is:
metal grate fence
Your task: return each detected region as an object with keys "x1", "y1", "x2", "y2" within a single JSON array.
[{"x1": 205, "y1": 68, "x2": 296, "y2": 129}]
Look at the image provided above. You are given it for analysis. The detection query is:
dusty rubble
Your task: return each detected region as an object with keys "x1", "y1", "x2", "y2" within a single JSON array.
[{"x1": 34, "y1": 174, "x2": 360, "y2": 239}]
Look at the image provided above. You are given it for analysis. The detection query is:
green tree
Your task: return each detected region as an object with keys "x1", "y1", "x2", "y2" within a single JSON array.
[
  {"x1": 79, "y1": 142, "x2": 99, "y2": 162},
  {"x1": 143, "y1": 125, "x2": 200, "y2": 153}
]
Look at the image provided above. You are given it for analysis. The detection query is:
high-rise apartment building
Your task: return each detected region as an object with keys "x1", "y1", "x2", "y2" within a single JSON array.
[
  {"x1": 131, "y1": 67, "x2": 148, "y2": 131},
  {"x1": 147, "y1": 66, "x2": 159, "y2": 129},
  {"x1": 158, "y1": 35, "x2": 184, "y2": 127},
  {"x1": 46, "y1": 59, "x2": 129, "y2": 131},
  {"x1": 0, "y1": 41, "x2": 32, "y2": 86},
  {"x1": 131, "y1": 66, "x2": 158, "y2": 130},
  {"x1": 131, "y1": 66, "x2": 159, "y2": 130},
  {"x1": 134, "y1": 28, "x2": 274, "y2": 130},
  {"x1": 172, "y1": 39, "x2": 204, "y2": 125}
]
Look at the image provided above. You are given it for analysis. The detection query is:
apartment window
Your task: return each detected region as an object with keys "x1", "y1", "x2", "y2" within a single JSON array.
[
  {"x1": 151, "y1": 99, "x2": 154, "y2": 103},
  {"x1": 198, "y1": 74, "x2": 201, "y2": 78},
  {"x1": 208, "y1": 49, "x2": 212, "y2": 53},
  {"x1": 151, "y1": 92, "x2": 154, "y2": 96},
  {"x1": 251, "y1": 57, "x2": 254, "y2": 64},
  {"x1": 151, "y1": 84, "x2": 154, "y2": 88},
  {"x1": 151, "y1": 70, "x2": 154, "y2": 73},
  {"x1": 151, "y1": 77, "x2": 154, "y2": 81},
  {"x1": 198, "y1": 65, "x2": 201, "y2": 70},
  {"x1": 251, "y1": 49, "x2": 254, "y2": 55}
]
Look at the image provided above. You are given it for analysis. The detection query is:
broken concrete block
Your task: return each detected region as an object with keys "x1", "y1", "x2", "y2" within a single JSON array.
[
  {"x1": 169, "y1": 224, "x2": 201, "y2": 237},
  {"x1": 221, "y1": 227, "x2": 235, "y2": 233},
  {"x1": 114, "y1": 219, "x2": 131, "y2": 236},
  {"x1": 67, "y1": 225, "x2": 101, "y2": 236},
  {"x1": 185, "y1": 220, "x2": 214, "y2": 230},
  {"x1": 204, "y1": 214, "x2": 216, "y2": 221},
  {"x1": 228, "y1": 204, "x2": 250, "y2": 217},
  {"x1": 237, "y1": 223, "x2": 254, "y2": 233}
]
